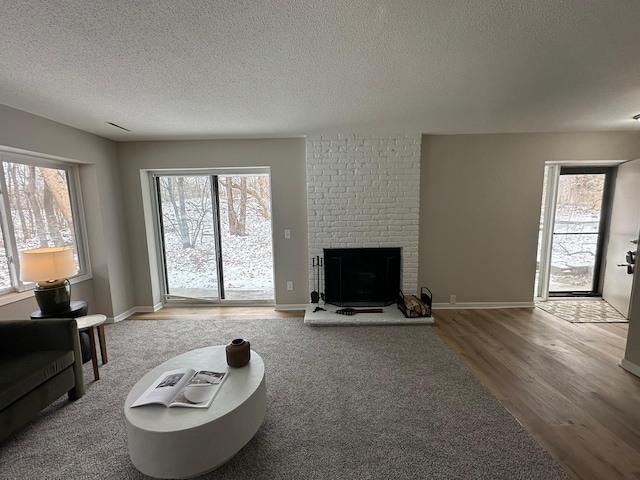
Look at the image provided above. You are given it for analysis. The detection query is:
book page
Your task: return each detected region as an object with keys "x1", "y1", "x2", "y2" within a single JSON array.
[
  {"x1": 130, "y1": 368, "x2": 196, "y2": 407},
  {"x1": 169, "y1": 370, "x2": 228, "y2": 408}
]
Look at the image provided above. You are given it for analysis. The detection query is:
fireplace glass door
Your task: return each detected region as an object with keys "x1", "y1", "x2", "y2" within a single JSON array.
[{"x1": 324, "y1": 247, "x2": 401, "y2": 307}]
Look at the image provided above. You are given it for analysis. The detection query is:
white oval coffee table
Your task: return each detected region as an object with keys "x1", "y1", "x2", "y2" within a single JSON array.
[{"x1": 124, "y1": 346, "x2": 266, "y2": 479}]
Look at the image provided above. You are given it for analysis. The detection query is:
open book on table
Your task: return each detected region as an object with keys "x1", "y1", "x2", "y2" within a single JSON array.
[{"x1": 130, "y1": 368, "x2": 228, "y2": 409}]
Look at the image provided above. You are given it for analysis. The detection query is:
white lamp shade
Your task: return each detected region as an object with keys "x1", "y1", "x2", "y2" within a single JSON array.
[{"x1": 20, "y1": 247, "x2": 78, "y2": 282}]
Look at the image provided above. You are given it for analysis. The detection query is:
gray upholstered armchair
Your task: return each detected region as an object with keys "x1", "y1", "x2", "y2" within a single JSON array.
[{"x1": 0, "y1": 318, "x2": 85, "y2": 442}]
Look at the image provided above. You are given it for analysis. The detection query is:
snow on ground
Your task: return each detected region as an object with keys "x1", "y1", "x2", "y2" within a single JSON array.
[{"x1": 163, "y1": 195, "x2": 274, "y2": 299}]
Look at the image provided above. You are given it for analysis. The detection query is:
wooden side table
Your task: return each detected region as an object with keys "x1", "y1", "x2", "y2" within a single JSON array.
[{"x1": 75, "y1": 314, "x2": 108, "y2": 381}]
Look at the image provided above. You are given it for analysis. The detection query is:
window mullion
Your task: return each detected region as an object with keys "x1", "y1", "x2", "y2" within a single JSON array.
[
  {"x1": 67, "y1": 165, "x2": 90, "y2": 276},
  {"x1": 0, "y1": 158, "x2": 22, "y2": 292}
]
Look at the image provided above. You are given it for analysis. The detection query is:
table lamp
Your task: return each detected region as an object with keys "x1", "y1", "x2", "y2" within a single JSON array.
[{"x1": 20, "y1": 247, "x2": 78, "y2": 314}]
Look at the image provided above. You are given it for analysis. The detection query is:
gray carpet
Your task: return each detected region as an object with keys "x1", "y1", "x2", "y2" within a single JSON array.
[{"x1": 0, "y1": 319, "x2": 569, "y2": 479}]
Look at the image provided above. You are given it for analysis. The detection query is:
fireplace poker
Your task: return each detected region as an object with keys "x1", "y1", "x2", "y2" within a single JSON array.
[
  {"x1": 312, "y1": 255, "x2": 325, "y2": 311},
  {"x1": 310, "y1": 256, "x2": 320, "y2": 304}
]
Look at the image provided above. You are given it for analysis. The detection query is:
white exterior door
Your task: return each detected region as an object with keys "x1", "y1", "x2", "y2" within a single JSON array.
[{"x1": 602, "y1": 159, "x2": 640, "y2": 318}]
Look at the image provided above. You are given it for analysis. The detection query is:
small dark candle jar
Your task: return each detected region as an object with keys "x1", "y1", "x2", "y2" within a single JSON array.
[{"x1": 226, "y1": 338, "x2": 251, "y2": 368}]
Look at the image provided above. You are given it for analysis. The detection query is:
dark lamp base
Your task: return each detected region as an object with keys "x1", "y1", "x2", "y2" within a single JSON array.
[{"x1": 34, "y1": 279, "x2": 71, "y2": 314}]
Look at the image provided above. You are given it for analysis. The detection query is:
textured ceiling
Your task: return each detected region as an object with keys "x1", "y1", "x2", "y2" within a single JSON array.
[{"x1": 2, "y1": 0, "x2": 640, "y2": 141}]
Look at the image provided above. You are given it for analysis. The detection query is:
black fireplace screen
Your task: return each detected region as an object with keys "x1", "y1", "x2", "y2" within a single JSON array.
[{"x1": 324, "y1": 247, "x2": 401, "y2": 307}]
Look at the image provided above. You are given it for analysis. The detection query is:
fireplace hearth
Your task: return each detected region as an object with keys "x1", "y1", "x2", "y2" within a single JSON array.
[{"x1": 324, "y1": 247, "x2": 401, "y2": 307}]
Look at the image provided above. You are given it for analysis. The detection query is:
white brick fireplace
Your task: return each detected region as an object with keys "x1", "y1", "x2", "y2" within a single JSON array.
[{"x1": 306, "y1": 134, "x2": 421, "y2": 301}]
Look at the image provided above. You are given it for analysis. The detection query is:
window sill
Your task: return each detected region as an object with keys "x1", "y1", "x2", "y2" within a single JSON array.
[{"x1": 0, "y1": 273, "x2": 93, "y2": 307}]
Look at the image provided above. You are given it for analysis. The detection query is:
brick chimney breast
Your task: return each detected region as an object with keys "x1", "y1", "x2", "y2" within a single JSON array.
[{"x1": 306, "y1": 134, "x2": 421, "y2": 298}]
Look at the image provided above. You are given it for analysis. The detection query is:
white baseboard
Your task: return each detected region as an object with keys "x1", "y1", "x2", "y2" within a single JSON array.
[
  {"x1": 433, "y1": 301, "x2": 535, "y2": 310},
  {"x1": 132, "y1": 303, "x2": 163, "y2": 313},
  {"x1": 275, "y1": 304, "x2": 309, "y2": 311},
  {"x1": 620, "y1": 359, "x2": 640, "y2": 378},
  {"x1": 112, "y1": 303, "x2": 163, "y2": 322},
  {"x1": 111, "y1": 307, "x2": 135, "y2": 323},
  {"x1": 116, "y1": 302, "x2": 534, "y2": 319},
  {"x1": 278, "y1": 302, "x2": 536, "y2": 311}
]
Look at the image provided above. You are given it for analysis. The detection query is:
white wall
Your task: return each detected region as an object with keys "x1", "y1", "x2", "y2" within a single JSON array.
[{"x1": 306, "y1": 134, "x2": 421, "y2": 295}]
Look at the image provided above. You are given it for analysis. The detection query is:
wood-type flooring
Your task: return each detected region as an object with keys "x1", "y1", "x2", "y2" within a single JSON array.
[
  {"x1": 433, "y1": 307, "x2": 640, "y2": 480},
  {"x1": 127, "y1": 306, "x2": 304, "y2": 320}
]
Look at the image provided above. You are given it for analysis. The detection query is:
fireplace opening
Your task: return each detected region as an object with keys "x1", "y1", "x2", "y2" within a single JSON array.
[{"x1": 324, "y1": 247, "x2": 401, "y2": 307}]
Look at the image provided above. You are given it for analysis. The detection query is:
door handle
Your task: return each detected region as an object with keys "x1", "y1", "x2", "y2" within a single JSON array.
[
  {"x1": 632, "y1": 239, "x2": 639, "y2": 244},
  {"x1": 617, "y1": 264, "x2": 635, "y2": 274}
]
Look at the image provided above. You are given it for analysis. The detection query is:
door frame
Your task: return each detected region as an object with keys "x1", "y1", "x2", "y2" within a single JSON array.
[
  {"x1": 148, "y1": 167, "x2": 274, "y2": 306},
  {"x1": 536, "y1": 161, "x2": 621, "y2": 299}
]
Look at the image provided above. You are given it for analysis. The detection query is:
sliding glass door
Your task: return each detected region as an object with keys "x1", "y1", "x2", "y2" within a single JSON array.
[
  {"x1": 153, "y1": 170, "x2": 274, "y2": 304},
  {"x1": 216, "y1": 174, "x2": 274, "y2": 301}
]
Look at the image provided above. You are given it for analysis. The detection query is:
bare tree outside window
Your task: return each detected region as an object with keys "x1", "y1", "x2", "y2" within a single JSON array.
[
  {"x1": 549, "y1": 173, "x2": 606, "y2": 292},
  {"x1": 157, "y1": 173, "x2": 274, "y2": 301},
  {"x1": 162, "y1": 176, "x2": 195, "y2": 248},
  {"x1": 5, "y1": 163, "x2": 77, "y2": 252},
  {"x1": 0, "y1": 159, "x2": 82, "y2": 292},
  {"x1": 0, "y1": 229, "x2": 11, "y2": 290}
]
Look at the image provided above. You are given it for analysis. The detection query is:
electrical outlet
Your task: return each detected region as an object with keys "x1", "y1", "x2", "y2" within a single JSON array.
[
  {"x1": 449, "y1": 294, "x2": 456, "y2": 304},
  {"x1": 287, "y1": 281, "x2": 294, "y2": 290},
  {"x1": 284, "y1": 229, "x2": 291, "y2": 239}
]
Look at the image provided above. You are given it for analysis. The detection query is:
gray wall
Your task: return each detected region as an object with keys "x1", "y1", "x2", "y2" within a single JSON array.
[
  {"x1": 0, "y1": 105, "x2": 133, "y2": 320},
  {"x1": 117, "y1": 139, "x2": 308, "y2": 308},
  {"x1": 419, "y1": 132, "x2": 640, "y2": 306},
  {"x1": 3, "y1": 102, "x2": 640, "y2": 375}
]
